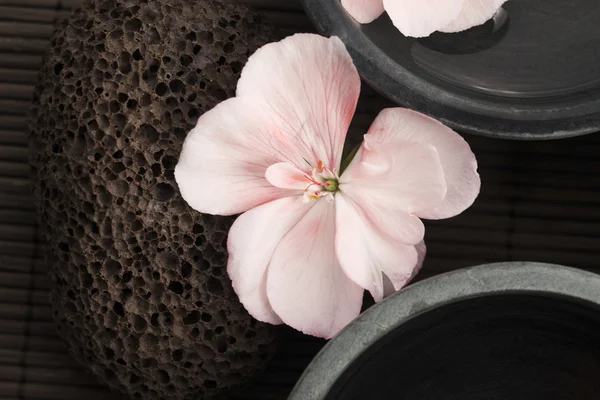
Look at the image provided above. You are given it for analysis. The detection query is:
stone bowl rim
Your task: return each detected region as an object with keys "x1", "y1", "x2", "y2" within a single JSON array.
[
  {"x1": 301, "y1": 0, "x2": 600, "y2": 140},
  {"x1": 288, "y1": 261, "x2": 600, "y2": 399}
]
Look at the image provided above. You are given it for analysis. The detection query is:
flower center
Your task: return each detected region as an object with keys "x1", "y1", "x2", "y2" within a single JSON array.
[
  {"x1": 302, "y1": 161, "x2": 340, "y2": 203},
  {"x1": 323, "y1": 179, "x2": 339, "y2": 192}
]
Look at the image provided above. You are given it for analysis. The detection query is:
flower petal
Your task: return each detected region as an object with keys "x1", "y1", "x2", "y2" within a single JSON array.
[
  {"x1": 382, "y1": 0, "x2": 464, "y2": 37},
  {"x1": 440, "y1": 0, "x2": 508, "y2": 33},
  {"x1": 266, "y1": 199, "x2": 363, "y2": 339},
  {"x1": 175, "y1": 98, "x2": 301, "y2": 216},
  {"x1": 395, "y1": 240, "x2": 427, "y2": 297},
  {"x1": 340, "y1": 138, "x2": 447, "y2": 216},
  {"x1": 335, "y1": 194, "x2": 421, "y2": 302},
  {"x1": 265, "y1": 162, "x2": 308, "y2": 191},
  {"x1": 382, "y1": 239, "x2": 425, "y2": 296},
  {"x1": 237, "y1": 34, "x2": 360, "y2": 170},
  {"x1": 337, "y1": 168, "x2": 425, "y2": 246},
  {"x1": 411, "y1": 240, "x2": 427, "y2": 280},
  {"x1": 227, "y1": 196, "x2": 314, "y2": 325},
  {"x1": 341, "y1": 0, "x2": 385, "y2": 24},
  {"x1": 363, "y1": 108, "x2": 480, "y2": 219}
]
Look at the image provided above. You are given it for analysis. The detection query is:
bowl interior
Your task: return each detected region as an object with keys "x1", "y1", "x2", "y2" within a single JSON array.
[
  {"x1": 303, "y1": 0, "x2": 600, "y2": 137},
  {"x1": 326, "y1": 293, "x2": 600, "y2": 400},
  {"x1": 365, "y1": 0, "x2": 600, "y2": 103}
]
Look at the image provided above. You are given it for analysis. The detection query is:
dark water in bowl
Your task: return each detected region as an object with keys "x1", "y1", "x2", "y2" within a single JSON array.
[
  {"x1": 326, "y1": 294, "x2": 600, "y2": 400},
  {"x1": 363, "y1": 0, "x2": 600, "y2": 99}
]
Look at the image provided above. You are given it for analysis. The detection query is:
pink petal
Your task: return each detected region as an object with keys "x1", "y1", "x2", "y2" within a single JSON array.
[
  {"x1": 175, "y1": 98, "x2": 301, "y2": 216},
  {"x1": 266, "y1": 200, "x2": 363, "y2": 339},
  {"x1": 356, "y1": 197, "x2": 425, "y2": 245},
  {"x1": 382, "y1": 240, "x2": 426, "y2": 297},
  {"x1": 404, "y1": 240, "x2": 426, "y2": 283},
  {"x1": 265, "y1": 162, "x2": 308, "y2": 191},
  {"x1": 335, "y1": 194, "x2": 421, "y2": 302},
  {"x1": 227, "y1": 196, "x2": 314, "y2": 325},
  {"x1": 340, "y1": 138, "x2": 447, "y2": 216},
  {"x1": 412, "y1": 240, "x2": 427, "y2": 279},
  {"x1": 364, "y1": 108, "x2": 480, "y2": 219},
  {"x1": 336, "y1": 168, "x2": 425, "y2": 246},
  {"x1": 440, "y1": 0, "x2": 508, "y2": 33},
  {"x1": 383, "y1": 241, "x2": 427, "y2": 297},
  {"x1": 237, "y1": 34, "x2": 360, "y2": 170},
  {"x1": 382, "y1": 0, "x2": 464, "y2": 37},
  {"x1": 341, "y1": 0, "x2": 385, "y2": 24}
]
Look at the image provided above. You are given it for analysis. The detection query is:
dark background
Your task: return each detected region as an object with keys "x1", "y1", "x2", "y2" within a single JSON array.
[{"x1": 1, "y1": 0, "x2": 599, "y2": 399}]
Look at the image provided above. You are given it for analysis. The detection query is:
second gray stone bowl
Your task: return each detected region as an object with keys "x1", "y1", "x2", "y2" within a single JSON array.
[
  {"x1": 302, "y1": 0, "x2": 600, "y2": 140},
  {"x1": 289, "y1": 262, "x2": 600, "y2": 400}
]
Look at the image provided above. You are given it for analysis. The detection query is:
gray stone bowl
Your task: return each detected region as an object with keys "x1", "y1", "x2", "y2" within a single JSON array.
[
  {"x1": 289, "y1": 262, "x2": 600, "y2": 400},
  {"x1": 302, "y1": 0, "x2": 600, "y2": 139}
]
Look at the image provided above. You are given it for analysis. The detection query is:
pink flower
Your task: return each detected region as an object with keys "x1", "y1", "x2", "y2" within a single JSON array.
[
  {"x1": 341, "y1": 0, "x2": 508, "y2": 37},
  {"x1": 175, "y1": 34, "x2": 480, "y2": 338}
]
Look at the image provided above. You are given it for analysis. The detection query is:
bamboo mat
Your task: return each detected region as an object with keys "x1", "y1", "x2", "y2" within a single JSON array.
[{"x1": 1, "y1": 0, "x2": 600, "y2": 399}]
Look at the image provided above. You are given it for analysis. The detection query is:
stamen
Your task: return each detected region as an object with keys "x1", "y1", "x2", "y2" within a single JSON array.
[
  {"x1": 302, "y1": 161, "x2": 339, "y2": 202},
  {"x1": 304, "y1": 173, "x2": 325, "y2": 188}
]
